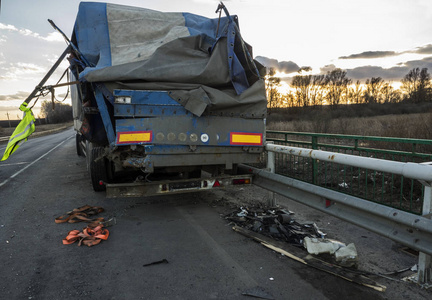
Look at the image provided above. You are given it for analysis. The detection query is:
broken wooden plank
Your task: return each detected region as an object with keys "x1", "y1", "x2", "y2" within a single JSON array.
[{"x1": 232, "y1": 225, "x2": 386, "y2": 292}]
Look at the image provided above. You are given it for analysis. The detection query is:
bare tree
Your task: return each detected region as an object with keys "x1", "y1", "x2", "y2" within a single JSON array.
[
  {"x1": 380, "y1": 83, "x2": 401, "y2": 103},
  {"x1": 41, "y1": 101, "x2": 73, "y2": 123},
  {"x1": 291, "y1": 72, "x2": 312, "y2": 107},
  {"x1": 348, "y1": 80, "x2": 364, "y2": 104},
  {"x1": 364, "y1": 77, "x2": 384, "y2": 104},
  {"x1": 264, "y1": 67, "x2": 282, "y2": 110},
  {"x1": 401, "y1": 67, "x2": 431, "y2": 103},
  {"x1": 310, "y1": 75, "x2": 326, "y2": 106},
  {"x1": 325, "y1": 69, "x2": 351, "y2": 106},
  {"x1": 280, "y1": 92, "x2": 295, "y2": 108}
]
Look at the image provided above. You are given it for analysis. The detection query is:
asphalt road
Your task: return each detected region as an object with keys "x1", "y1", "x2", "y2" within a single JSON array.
[{"x1": 0, "y1": 128, "x2": 430, "y2": 299}]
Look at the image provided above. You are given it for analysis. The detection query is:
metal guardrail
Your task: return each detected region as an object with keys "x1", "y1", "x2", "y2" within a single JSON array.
[
  {"x1": 266, "y1": 131, "x2": 432, "y2": 215},
  {"x1": 239, "y1": 142, "x2": 432, "y2": 284},
  {"x1": 240, "y1": 141, "x2": 432, "y2": 284}
]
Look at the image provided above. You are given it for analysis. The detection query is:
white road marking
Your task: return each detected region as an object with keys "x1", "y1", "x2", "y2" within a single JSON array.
[{"x1": 0, "y1": 135, "x2": 73, "y2": 188}]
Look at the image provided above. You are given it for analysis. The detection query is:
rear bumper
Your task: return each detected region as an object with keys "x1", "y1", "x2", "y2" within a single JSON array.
[{"x1": 106, "y1": 174, "x2": 253, "y2": 198}]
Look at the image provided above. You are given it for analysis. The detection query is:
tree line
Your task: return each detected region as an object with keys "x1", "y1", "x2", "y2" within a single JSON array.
[
  {"x1": 41, "y1": 101, "x2": 73, "y2": 123},
  {"x1": 265, "y1": 67, "x2": 432, "y2": 109}
]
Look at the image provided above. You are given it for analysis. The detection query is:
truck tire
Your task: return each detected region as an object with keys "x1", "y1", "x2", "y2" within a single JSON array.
[
  {"x1": 76, "y1": 134, "x2": 84, "y2": 157},
  {"x1": 90, "y1": 147, "x2": 108, "y2": 192}
]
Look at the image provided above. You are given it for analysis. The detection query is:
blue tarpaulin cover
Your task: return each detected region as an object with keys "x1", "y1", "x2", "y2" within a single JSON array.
[{"x1": 71, "y1": 2, "x2": 266, "y2": 118}]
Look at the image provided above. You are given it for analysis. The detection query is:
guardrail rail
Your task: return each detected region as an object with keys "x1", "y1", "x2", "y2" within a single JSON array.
[
  {"x1": 242, "y1": 132, "x2": 432, "y2": 285},
  {"x1": 266, "y1": 131, "x2": 432, "y2": 215}
]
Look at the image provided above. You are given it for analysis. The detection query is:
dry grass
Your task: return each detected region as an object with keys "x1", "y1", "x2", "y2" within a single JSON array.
[
  {"x1": 0, "y1": 122, "x2": 73, "y2": 138},
  {"x1": 267, "y1": 112, "x2": 432, "y2": 139}
]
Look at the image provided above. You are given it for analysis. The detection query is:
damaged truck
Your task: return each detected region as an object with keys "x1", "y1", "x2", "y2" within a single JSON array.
[{"x1": 68, "y1": 1, "x2": 267, "y2": 197}]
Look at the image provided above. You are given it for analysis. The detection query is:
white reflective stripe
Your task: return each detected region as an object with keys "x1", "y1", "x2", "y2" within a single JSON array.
[{"x1": 8, "y1": 120, "x2": 35, "y2": 143}]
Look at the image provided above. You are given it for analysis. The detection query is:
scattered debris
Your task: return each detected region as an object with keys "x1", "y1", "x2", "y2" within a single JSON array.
[
  {"x1": 233, "y1": 225, "x2": 386, "y2": 292},
  {"x1": 237, "y1": 207, "x2": 249, "y2": 217},
  {"x1": 242, "y1": 287, "x2": 274, "y2": 300},
  {"x1": 334, "y1": 243, "x2": 358, "y2": 268},
  {"x1": 303, "y1": 237, "x2": 358, "y2": 267},
  {"x1": 402, "y1": 273, "x2": 432, "y2": 289},
  {"x1": 381, "y1": 265, "x2": 414, "y2": 276},
  {"x1": 338, "y1": 182, "x2": 349, "y2": 188},
  {"x1": 303, "y1": 237, "x2": 344, "y2": 255},
  {"x1": 100, "y1": 217, "x2": 117, "y2": 228},
  {"x1": 143, "y1": 259, "x2": 169, "y2": 267},
  {"x1": 226, "y1": 206, "x2": 388, "y2": 291},
  {"x1": 225, "y1": 206, "x2": 325, "y2": 247}
]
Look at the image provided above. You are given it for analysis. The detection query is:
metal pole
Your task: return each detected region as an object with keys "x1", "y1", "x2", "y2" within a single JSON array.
[
  {"x1": 23, "y1": 45, "x2": 71, "y2": 105},
  {"x1": 266, "y1": 142, "x2": 276, "y2": 207},
  {"x1": 418, "y1": 183, "x2": 432, "y2": 284},
  {"x1": 311, "y1": 136, "x2": 318, "y2": 184}
]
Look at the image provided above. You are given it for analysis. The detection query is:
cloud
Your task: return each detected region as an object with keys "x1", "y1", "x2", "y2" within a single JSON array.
[
  {"x1": 410, "y1": 44, "x2": 432, "y2": 55},
  {"x1": 0, "y1": 62, "x2": 48, "y2": 81},
  {"x1": 255, "y1": 56, "x2": 300, "y2": 74},
  {"x1": 346, "y1": 66, "x2": 405, "y2": 81},
  {"x1": 339, "y1": 43, "x2": 432, "y2": 61},
  {"x1": 339, "y1": 51, "x2": 398, "y2": 59},
  {"x1": 0, "y1": 91, "x2": 32, "y2": 101},
  {"x1": 0, "y1": 23, "x2": 69, "y2": 99},
  {"x1": 0, "y1": 22, "x2": 63, "y2": 42},
  {"x1": 320, "y1": 64, "x2": 337, "y2": 74},
  {"x1": 345, "y1": 56, "x2": 432, "y2": 81},
  {"x1": 400, "y1": 56, "x2": 432, "y2": 69}
]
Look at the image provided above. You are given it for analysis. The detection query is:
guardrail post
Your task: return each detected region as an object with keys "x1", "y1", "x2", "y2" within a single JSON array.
[
  {"x1": 266, "y1": 142, "x2": 276, "y2": 207},
  {"x1": 418, "y1": 183, "x2": 432, "y2": 284},
  {"x1": 311, "y1": 136, "x2": 318, "y2": 184}
]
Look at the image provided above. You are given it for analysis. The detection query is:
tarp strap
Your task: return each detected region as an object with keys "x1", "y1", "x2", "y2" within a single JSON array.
[
  {"x1": 62, "y1": 224, "x2": 109, "y2": 246},
  {"x1": 56, "y1": 205, "x2": 109, "y2": 247},
  {"x1": 55, "y1": 204, "x2": 105, "y2": 224}
]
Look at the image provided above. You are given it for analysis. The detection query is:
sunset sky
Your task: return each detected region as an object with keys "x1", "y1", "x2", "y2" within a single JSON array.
[{"x1": 1, "y1": 0, "x2": 432, "y2": 119}]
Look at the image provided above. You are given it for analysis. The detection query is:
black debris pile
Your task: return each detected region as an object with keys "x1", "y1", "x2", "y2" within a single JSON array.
[{"x1": 225, "y1": 206, "x2": 326, "y2": 247}]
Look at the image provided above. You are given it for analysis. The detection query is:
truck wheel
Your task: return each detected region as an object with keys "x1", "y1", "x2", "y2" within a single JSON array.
[
  {"x1": 76, "y1": 134, "x2": 84, "y2": 157},
  {"x1": 90, "y1": 147, "x2": 108, "y2": 192}
]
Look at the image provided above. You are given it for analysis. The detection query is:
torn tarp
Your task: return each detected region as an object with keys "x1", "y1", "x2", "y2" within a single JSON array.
[{"x1": 71, "y1": 2, "x2": 266, "y2": 118}]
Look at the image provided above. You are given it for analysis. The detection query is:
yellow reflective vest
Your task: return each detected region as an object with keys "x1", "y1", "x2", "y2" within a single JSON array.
[{"x1": 1, "y1": 102, "x2": 36, "y2": 161}]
